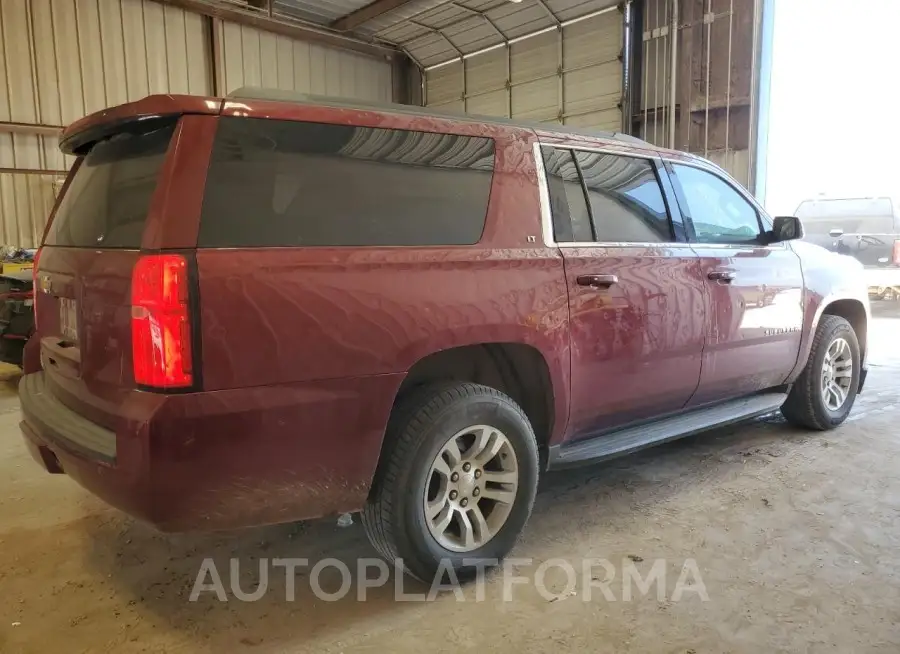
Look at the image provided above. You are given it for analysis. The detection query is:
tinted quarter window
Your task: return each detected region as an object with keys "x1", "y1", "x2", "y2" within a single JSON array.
[
  {"x1": 541, "y1": 147, "x2": 592, "y2": 242},
  {"x1": 671, "y1": 164, "x2": 761, "y2": 244},
  {"x1": 574, "y1": 152, "x2": 672, "y2": 242},
  {"x1": 199, "y1": 118, "x2": 495, "y2": 247},
  {"x1": 45, "y1": 118, "x2": 175, "y2": 248}
]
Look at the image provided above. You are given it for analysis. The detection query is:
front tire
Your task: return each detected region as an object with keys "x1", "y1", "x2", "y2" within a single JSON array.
[
  {"x1": 782, "y1": 315, "x2": 860, "y2": 430},
  {"x1": 362, "y1": 382, "x2": 539, "y2": 582}
]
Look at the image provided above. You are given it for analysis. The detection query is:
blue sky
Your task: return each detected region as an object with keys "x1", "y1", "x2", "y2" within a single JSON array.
[{"x1": 765, "y1": 0, "x2": 900, "y2": 215}]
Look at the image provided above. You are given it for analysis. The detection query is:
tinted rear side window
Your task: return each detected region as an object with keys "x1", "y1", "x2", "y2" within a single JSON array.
[
  {"x1": 199, "y1": 118, "x2": 495, "y2": 247},
  {"x1": 541, "y1": 147, "x2": 592, "y2": 242},
  {"x1": 45, "y1": 119, "x2": 175, "y2": 248},
  {"x1": 574, "y1": 151, "x2": 672, "y2": 242}
]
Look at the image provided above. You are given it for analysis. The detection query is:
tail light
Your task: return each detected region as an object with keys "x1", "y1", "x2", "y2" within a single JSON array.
[
  {"x1": 131, "y1": 254, "x2": 193, "y2": 389},
  {"x1": 893, "y1": 239, "x2": 900, "y2": 265}
]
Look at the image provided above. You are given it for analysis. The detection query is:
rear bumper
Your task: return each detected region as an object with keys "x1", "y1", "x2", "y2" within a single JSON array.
[
  {"x1": 19, "y1": 373, "x2": 116, "y2": 462},
  {"x1": 863, "y1": 267, "x2": 900, "y2": 290},
  {"x1": 19, "y1": 370, "x2": 403, "y2": 531}
]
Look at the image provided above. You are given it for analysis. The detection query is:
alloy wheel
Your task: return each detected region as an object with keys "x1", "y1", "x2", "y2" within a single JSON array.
[
  {"x1": 821, "y1": 336, "x2": 853, "y2": 411},
  {"x1": 423, "y1": 425, "x2": 519, "y2": 553}
]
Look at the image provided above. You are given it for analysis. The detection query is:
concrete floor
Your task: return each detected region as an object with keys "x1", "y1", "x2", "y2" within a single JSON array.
[{"x1": 2, "y1": 305, "x2": 900, "y2": 654}]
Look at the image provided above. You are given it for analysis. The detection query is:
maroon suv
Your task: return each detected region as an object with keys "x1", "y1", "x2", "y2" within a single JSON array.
[{"x1": 20, "y1": 89, "x2": 869, "y2": 581}]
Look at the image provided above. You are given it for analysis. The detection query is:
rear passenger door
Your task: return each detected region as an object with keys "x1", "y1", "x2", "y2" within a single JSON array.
[
  {"x1": 540, "y1": 146, "x2": 707, "y2": 439},
  {"x1": 664, "y1": 161, "x2": 804, "y2": 406}
]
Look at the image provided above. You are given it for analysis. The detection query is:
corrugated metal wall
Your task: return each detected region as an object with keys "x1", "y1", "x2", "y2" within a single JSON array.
[
  {"x1": 425, "y1": 8, "x2": 624, "y2": 132},
  {"x1": 214, "y1": 20, "x2": 393, "y2": 100},
  {"x1": 0, "y1": 0, "x2": 212, "y2": 247},
  {"x1": 0, "y1": 0, "x2": 395, "y2": 247}
]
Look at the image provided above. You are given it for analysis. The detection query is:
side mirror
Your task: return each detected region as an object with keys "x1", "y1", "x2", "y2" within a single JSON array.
[
  {"x1": 829, "y1": 228, "x2": 844, "y2": 238},
  {"x1": 771, "y1": 216, "x2": 804, "y2": 243}
]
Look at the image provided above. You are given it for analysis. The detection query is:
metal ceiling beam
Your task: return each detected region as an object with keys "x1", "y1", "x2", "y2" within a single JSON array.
[
  {"x1": 534, "y1": 0, "x2": 561, "y2": 25},
  {"x1": 372, "y1": 0, "x2": 509, "y2": 38},
  {"x1": 332, "y1": 0, "x2": 422, "y2": 33},
  {"x1": 449, "y1": 2, "x2": 506, "y2": 42},
  {"x1": 426, "y1": 4, "x2": 619, "y2": 70},
  {"x1": 408, "y1": 19, "x2": 464, "y2": 57},
  {"x1": 152, "y1": 0, "x2": 400, "y2": 59}
]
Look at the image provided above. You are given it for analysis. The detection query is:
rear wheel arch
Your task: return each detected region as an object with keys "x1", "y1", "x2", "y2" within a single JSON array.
[
  {"x1": 362, "y1": 381, "x2": 540, "y2": 580},
  {"x1": 382, "y1": 343, "x2": 557, "y2": 469}
]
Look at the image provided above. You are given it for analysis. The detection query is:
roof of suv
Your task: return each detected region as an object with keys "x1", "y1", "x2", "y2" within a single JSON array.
[
  {"x1": 227, "y1": 87, "x2": 650, "y2": 147},
  {"x1": 62, "y1": 87, "x2": 674, "y2": 159}
]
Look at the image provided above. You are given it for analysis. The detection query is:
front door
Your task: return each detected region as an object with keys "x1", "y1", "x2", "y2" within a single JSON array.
[
  {"x1": 540, "y1": 145, "x2": 707, "y2": 440},
  {"x1": 664, "y1": 161, "x2": 804, "y2": 406}
]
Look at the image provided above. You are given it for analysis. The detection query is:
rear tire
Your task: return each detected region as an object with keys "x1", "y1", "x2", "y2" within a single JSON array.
[
  {"x1": 362, "y1": 382, "x2": 539, "y2": 583},
  {"x1": 782, "y1": 315, "x2": 860, "y2": 430}
]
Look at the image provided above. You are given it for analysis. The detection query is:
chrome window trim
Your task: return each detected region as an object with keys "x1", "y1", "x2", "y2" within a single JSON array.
[
  {"x1": 533, "y1": 142, "x2": 784, "y2": 250},
  {"x1": 556, "y1": 241, "x2": 696, "y2": 249},
  {"x1": 533, "y1": 141, "x2": 677, "y2": 248},
  {"x1": 566, "y1": 144, "x2": 660, "y2": 161},
  {"x1": 689, "y1": 241, "x2": 786, "y2": 250},
  {"x1": 533, "y1": 141, "x2": 556, "y2": 248}
]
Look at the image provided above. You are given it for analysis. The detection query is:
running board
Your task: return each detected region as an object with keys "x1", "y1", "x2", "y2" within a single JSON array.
[{"x1": 548, "y1": 392, "x2": 787, "y2": 470}]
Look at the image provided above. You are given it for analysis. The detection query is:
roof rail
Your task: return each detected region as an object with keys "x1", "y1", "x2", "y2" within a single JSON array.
[{"x1": 226, "y1": 87, "x2": 650, "y2": 147}]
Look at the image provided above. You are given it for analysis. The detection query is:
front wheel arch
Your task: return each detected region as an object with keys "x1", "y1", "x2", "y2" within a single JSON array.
[
  {"x1": 820, "y1": 299, "x2": 867, "y2": 364},
  {"x1": 782, "y1": 314, "x2": 860, "y2": 430}
]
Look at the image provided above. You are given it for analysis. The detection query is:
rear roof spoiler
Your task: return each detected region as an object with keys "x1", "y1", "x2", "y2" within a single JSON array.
[{"x1": 61, "y1": 95, "x2": 223, "y2": 155}]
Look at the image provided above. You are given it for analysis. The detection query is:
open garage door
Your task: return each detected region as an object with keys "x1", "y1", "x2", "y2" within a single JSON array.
[
  {"x1": 424, "y1": 5, "x2": 624, "y2": 131},
  {"x1": 633, "y1": 0, "x2": 773, "y2": 192},
  {"x1": 345, "y1": 0, "x2": 770, "y2": 196},
  {"x1": 355, "y1": 1, "x2": 625, "y2": 132}
]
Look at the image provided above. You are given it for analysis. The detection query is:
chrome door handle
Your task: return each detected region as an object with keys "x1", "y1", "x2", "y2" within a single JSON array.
[
  {"x1": 576, "y1": 274, "x2": 618, "y2": 288},
  {"x1": 708, "y1": 270, "x2": 736, "y2": 282}
]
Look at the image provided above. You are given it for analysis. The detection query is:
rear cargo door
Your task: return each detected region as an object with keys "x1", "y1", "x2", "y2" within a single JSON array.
[{"x1": 35, "y1": 118, "x2": 177, "y2": 428}]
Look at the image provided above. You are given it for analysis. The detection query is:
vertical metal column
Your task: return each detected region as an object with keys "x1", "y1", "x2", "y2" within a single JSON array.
[
  {"x1": 662, "y1": 0, "x2": 668, "y2": 147},
  {"x1": 653, "y1": 0, "x2": 660, "y2": 144},
  {"x1": 535, "y1": 0, "x2": 565, "y2": 124},
  {"x1": 461, "y1": 60, "x2": 468, "y2": 112},
  {"x1": 725, "y1": 0, "x2": 733, "y2": 160},
  {"x1": 703, "y1": 0, "x2": 712, "y2": 157},
  {"x1": 752, "y1": 0, "x2": 775, "y2": 198},
  {"x1": 668, "y1": 0, "x2": 678, "y2": 149},
  {"x1": 642, "y1": 8, "x2": 650, "y2": 140}
]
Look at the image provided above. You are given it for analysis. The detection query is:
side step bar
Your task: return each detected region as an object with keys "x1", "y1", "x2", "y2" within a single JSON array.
[{"x1": 548, "y1": 392, "x2": 787, "y2": 470}]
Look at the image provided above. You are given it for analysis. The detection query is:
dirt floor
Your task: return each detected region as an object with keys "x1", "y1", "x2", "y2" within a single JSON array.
[{"x1": 2, "y1": 305, "x2": 900, "y2": 654}]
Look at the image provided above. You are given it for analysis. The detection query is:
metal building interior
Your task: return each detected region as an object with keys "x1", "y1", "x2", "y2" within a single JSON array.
[
  {"x1": 3, "y1": 2, "x2": 899, "y2": 654},
  {"x1": 0, "y1": 0, "x2": 770, "y2": 246}
]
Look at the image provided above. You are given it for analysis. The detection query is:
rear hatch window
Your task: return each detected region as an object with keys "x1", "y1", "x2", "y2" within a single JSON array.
[
  {"x1": 45, "y1": 118, "x2": 176, "y2": 248},
  {"x1": 36, "y1": 118, "x2": 178, "y2": 428}
]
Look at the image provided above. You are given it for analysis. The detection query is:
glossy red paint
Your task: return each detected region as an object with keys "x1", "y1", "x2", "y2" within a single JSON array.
[
  {"x1": 561, "y1": 244, "x2": 706, "y2": 437},
  {"x1": 35, "y1": 247, "x2": 143, "y2": 428},
  {"x1": 60, "y1": 95, "x2": 221, "y2": 154},
  {"x1": 141, "y1": 115, "x2": 217, "y2": 250},
  {"x1": 687, "y1": 245, "x2": 805, "y2": 406},
  {"x1": 20, "y1": 92, "x2": 871, "y2": 534},
  {"x1": 23, "y1": 94, "x2": 573, "y2": 531},
  {"x1": 786, "y1": 240, "x2": 871, "y2": 380},
  {"x1": 21, "y1": 372, "x2": 403, "y2": 530}
]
